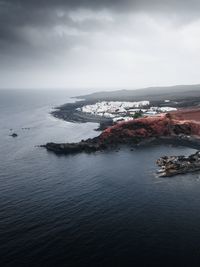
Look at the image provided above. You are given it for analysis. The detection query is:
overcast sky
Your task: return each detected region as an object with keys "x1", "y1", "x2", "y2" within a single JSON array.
[{"x1": 1, "y1": 0, "x2": 200, "y2": 90}]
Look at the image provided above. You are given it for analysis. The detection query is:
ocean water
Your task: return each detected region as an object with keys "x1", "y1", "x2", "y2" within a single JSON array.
[{"x1": 1, "y1": 90, "x2": 200, "y2": 267}]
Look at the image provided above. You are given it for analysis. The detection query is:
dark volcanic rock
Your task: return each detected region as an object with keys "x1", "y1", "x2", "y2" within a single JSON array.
[
  {"x1": 43, "y1": 113, "x2": 200, "y2": 155},
  {"x1": 52, "y1": 100, "x2": 113, "y2": 125},
  {"x1": 95, "y1": 120, "x2": 114, "y2": 131},
  {"x1": 10, "y1": 133, "x2": 18, "y2": 138},
  {"x1": 157, "y1": 151, "x2": 200, "y2": 177},
  {"x1": 43, "y1": 138, "x2": 107, "y2": 154}
]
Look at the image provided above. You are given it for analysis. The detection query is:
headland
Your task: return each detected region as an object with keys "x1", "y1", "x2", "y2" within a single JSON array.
[
  {"x1": 43, "y1": 109, "x2": 200, "y2": 154},
  {"x1": 44, "y1": 86, "x2": 200, "y2": 176}
]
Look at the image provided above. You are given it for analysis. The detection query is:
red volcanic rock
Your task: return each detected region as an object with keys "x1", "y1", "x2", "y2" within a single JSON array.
[
  {"x1": 170, "y1": 108, "x2": 200, "y2": 122},
  {"x1": 99, "y1": 113, "x2": 200, "y2": 144},
  {"x1": 100, "y1": 115, "x2": 171, "y2": 142},
  {"x1": 44, "y1": 109, "x2": 200, "y2": 155}
]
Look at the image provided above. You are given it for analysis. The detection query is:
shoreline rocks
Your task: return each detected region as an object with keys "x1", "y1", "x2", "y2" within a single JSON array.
[
  {"x1": 157, "y1": 151, "x2": 200, "y2": 177},
  {"x1": 10, "y1": 133, "x2": 18, "y2": 138},
  {"x1": 42, "y1": 139, "x2": 107, "y2": 154},
  {"x1": 43, "y1": 113, "x2": 200, "y2": 155}
]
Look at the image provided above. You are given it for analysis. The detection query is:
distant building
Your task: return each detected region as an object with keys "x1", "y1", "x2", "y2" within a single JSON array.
[{"x1": 78, "y1": 100, "x2": 177, "y2": 122}]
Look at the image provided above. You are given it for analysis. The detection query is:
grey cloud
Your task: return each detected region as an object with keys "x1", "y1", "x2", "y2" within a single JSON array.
[
  {"x1": 1, "y1": 0, "x2": 200, "y2": 51},
  {"x1": 3, "y1": 0, "x2": 200, "y2": 12},
  {"x1": 1, "y1": 0, "x2": 200, "y2": 89}
]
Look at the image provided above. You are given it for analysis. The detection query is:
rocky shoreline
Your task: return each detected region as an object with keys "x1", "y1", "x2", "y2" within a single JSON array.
[
  {"x1": 43, "y1": 112, "x2": 200, "y2": 154},
  {"x1": 52, "y1": 100, "x2": 113, "y2": 125},
  {"x1": 157, "y1": 151, "x2": 200, "y2": 177},
  {"x1": 51, "y1": 87, "x2": 200, "y2": 126},
  {"x1": 43, "y1": 108, "x2": 200, "y2": 176},
  {"x1": 42, "y1": 135, "x2": 200, "y2": 155}
]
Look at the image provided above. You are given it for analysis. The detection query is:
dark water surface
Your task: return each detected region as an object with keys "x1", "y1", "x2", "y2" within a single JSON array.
[{"x1": 1, "y1": 90, "x2": 200, "y2": 267}]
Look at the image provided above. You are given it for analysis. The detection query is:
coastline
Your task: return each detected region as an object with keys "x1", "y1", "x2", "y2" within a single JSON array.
[
  {"x1": 50, "y1": 90, "x2": 200, "y2": 131},
  {"x1": 44, "y1": 91, "x2": 200, "y2": 178},
  {"x1": 42, "y1": 135, "x2": 200, "y2": 155},
  {"x1": 42, "y1": 109, "x2": 200, "y2": 156},
  {"x1": 51, "y1": 100, "x2": 113, "y2": 125}
]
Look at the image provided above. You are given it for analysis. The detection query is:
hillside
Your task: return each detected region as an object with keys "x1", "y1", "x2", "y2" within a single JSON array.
[{"x1": 78, "y1": 84, "x2": 200, "y2": 102}]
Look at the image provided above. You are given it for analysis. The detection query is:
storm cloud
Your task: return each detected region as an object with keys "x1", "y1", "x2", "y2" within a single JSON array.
[{"x1": 1, "y1": 0, "x2": 200, "y2": 89}]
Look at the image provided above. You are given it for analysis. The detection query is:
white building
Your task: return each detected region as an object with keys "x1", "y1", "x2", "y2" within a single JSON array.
[{"x1": 78, "y1": 100, "x2": 177, "y2": 122}]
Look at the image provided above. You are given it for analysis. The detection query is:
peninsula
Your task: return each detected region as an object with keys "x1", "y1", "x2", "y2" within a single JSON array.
[
  {"x1": 43, "y1": 109, "x2": 200, "y2": 155},
  {"x1": 43, "y1": 86, "x2": 200, "y2": 177}
]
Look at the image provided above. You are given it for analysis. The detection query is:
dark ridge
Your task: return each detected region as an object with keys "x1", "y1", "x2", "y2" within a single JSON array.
[{"x1": 77, "y1": 84, "x2": 200, "y2": 101}]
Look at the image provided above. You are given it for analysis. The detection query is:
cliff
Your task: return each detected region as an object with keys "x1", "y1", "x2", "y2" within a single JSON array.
[{"x1": 43, "y1": 109, "x2": 200, "y2": 154}]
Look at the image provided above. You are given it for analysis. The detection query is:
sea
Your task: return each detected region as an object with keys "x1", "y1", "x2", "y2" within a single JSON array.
[{"x1": 1, "y1": 89, "x2": 200, "y2": 267}]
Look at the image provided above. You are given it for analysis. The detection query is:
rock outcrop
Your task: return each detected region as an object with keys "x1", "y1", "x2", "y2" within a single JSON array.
[
  {"x1": 10, "y1": 133, "x2": 18, "y2": 138},
  {"x1": 156, "y1": 151, "x2": 200, "y2": 177},
  {"x1": 43, "y1": 111, "x2": 200, "y2": 155},
  {"x1": 43, "y1": 138, "x2": 107, "y2": 154}
]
